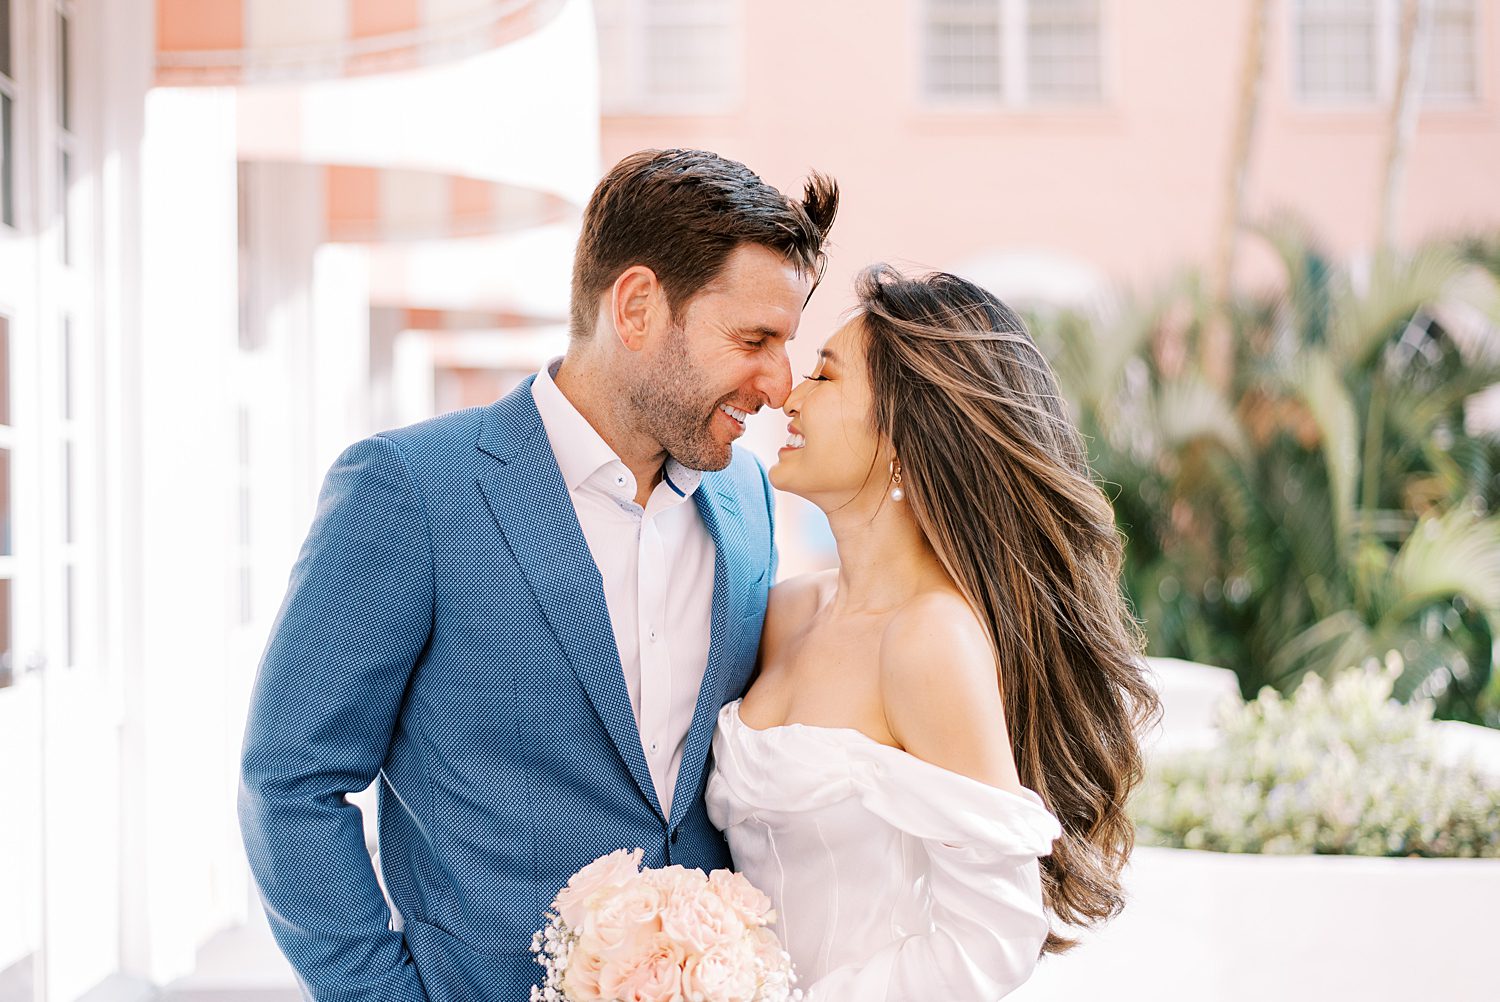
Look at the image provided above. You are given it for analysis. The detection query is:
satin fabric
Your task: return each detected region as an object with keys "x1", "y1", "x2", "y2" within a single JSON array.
[{"x1": 706, "y1": 699, "x2": 1062, "y2": 1001}]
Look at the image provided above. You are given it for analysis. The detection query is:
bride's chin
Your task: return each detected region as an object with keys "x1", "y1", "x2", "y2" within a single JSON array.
[{"x1": 767, "y1": 456, "x2": 804, "y2": 495}]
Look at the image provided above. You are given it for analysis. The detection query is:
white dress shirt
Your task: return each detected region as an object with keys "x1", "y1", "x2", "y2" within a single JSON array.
[{"x1": 531, "y1": 358, "x2": 717, "y2": 819}]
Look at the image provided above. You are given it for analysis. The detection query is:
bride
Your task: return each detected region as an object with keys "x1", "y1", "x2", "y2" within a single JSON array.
[{"x1": 706, "y1": 264, "x2": 1158, "y2": 1000}]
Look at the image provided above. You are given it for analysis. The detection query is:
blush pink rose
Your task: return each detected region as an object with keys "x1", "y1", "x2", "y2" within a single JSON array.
[
  {"x1": 660, "y1": 882, "x2": 745, "y2": 954},
  {"x1": 706, "y1": 870, "x2": 775, "y2": 927},
  {"x1": 553, "y1": 849, "x2": 644, "y2": 930},
  {"x1": 681, "y1": 941, "x2": 758, "y2": 1002},
  {"x1": 582, "y1": 879, "x2": 667, "y2": 961},
  {"x1": 642, "y1": 864, "x2": 705, "y2": 897},
  {"x1": 562, "y1": 943, "x2": 607, "y2": 1002},
  {"x1": 597, "y1": 937, "x2": 686, "y2": 1002}
]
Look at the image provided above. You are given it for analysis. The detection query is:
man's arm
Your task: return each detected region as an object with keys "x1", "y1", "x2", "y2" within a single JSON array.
[{"x1": 238, "y1": 434, "x2": 434, "y2": 1002}]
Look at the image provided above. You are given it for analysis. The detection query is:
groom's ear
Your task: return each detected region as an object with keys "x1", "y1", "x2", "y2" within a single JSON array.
[{"x1": 609, "y1": 265, "x2": 666, "y2": 353}]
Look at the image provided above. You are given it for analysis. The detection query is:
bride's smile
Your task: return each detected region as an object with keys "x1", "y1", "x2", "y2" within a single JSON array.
[{"x1": 769, "y1": 322, "x2": 894, "y2": 515}]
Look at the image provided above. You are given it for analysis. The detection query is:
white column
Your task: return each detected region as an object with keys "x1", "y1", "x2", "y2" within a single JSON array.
[{"x1": 135, "y1": 83, "x2": 242, "y2": 984}]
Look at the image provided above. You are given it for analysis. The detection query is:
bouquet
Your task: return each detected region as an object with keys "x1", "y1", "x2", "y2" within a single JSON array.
[{"x1": 530, "y1": 848, "x2": 800, "y2": 1002}]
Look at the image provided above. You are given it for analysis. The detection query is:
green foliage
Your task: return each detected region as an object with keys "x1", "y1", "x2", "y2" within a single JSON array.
[
  {"x1": 1132, "y1": 663, "x2": 1500, "y2": 857},
  {"x1": 1037, "y1": 224, "x2": 1500, "y2": 726}
]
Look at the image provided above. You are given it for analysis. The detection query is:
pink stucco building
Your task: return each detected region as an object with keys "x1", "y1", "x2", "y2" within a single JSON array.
[
  {"x1": 593, "y1": 0, "x2": 1500, "y2": 573},
  {"x1": 599, "y1": 0, "x2": 1500, "y2": 342}
]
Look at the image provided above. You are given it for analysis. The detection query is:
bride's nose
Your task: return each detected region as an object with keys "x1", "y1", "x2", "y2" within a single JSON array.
[{"x1": 783, "y1": 378, "x2": 811, "y2": 417}]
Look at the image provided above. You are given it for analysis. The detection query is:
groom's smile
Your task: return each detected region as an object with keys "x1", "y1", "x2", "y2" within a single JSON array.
[
  {"x1": 637, "y1": 242, "x2": 811, "y2": 471},
  {"x1": 716, "y1": 402, "x2": 751, "y2": 436}
]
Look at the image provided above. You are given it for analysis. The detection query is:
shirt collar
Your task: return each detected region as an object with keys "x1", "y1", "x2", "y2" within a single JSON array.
[{"x1": 531, "y1": 358, "x2": 704, "y2": 501}]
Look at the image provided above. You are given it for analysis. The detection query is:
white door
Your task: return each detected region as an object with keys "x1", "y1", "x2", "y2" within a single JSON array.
[
  {"x1": 0, "y1": 3, "x2": 120, "y2": 1000},
  {"x1": 0, "y1": 307, "x2": 46, "y2": 1002},
  {"x1": 0, "y1": 0, "x2": 47, "y2": 990},
  {"x1": 36, "y1": 1, "x2": 122, "y2": 998}
]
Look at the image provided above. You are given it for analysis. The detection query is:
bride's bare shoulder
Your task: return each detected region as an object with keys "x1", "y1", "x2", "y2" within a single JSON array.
[
  {"x1": 878, "y1": 588, "x2": 1024, "y2": 793},
  {"x1": 756, "y1": 569, "x2": 836, "y2": 669},
  {"x1": 765, "y1": 568, "x2": 836, "y2": 632}
]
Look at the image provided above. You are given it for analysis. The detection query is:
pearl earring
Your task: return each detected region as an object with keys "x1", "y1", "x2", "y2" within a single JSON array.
[{"x1": 890, "y1": 461, "x2": 905, "y2": 503}]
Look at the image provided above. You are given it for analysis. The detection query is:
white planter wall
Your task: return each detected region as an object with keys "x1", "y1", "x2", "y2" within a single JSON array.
[
  {"x1": 1012, "y1": 846, "x2": 1497, "y2": 1002},
  {"x1": 1010, "y1": 659, "x2": 1499, "y2": 1002}
]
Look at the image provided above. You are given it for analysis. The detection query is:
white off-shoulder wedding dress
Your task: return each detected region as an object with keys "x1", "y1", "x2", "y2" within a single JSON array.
[{"x1": 705, "y1": 699, "x2": 1062, "y2": 1002}]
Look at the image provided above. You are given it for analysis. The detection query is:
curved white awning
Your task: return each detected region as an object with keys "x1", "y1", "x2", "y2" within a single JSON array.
[{"x1": 155, "y1": 0, "x2": 568, "y2": 86}]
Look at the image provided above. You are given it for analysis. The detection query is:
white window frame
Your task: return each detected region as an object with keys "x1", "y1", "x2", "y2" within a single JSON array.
[
  {"x1": 1423, "y1": 0, "x2": 1483, "y2": 104},
  {"x1": 1291, "y1": 0, "x2": 1482, "y2": 108},
  {"x1": 918, "y1": 0, "x2": 1110, "y2": 109},
  {"x1": 54, "y1": 0, "x2": 73, "y2": 264},
  {"x1": 0, "y1": 0, "x2": 20, "y2": 232},
  {"x1": 48, "y1": 0, "x2": 89, "y2": 679},
  {"x1": 0, "y1": 313, "x2": 15, "y2": 690},
  {"x1": 595, "y1": 0, "x2": 742, "y2": 116}
]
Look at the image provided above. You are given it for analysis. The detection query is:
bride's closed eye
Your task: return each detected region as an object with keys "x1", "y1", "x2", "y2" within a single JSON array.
[{"x1": 803, "y1": 373, "x2": 829, "y2": 381}]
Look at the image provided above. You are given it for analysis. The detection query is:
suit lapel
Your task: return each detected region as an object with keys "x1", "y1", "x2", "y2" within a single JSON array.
[
  {"x1": 668, "y1": 475, "x2": 749, "y2": 827},
  {"x1": 475, "y1": 381, "x2": 664, "y2": 819}
]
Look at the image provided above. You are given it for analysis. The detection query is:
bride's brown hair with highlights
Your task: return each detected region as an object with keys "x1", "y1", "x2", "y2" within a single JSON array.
[{"x1": 855, "y1": 263, "x2": 1158, "y2": 952}]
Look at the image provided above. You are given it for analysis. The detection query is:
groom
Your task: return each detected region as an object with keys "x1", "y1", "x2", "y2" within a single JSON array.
[{"x1": 238, "y1": 149, "x2": 838, "y2": 1002}]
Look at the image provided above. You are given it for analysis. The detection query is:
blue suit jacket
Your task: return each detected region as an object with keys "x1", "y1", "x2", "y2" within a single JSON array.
[{"x1": 238, "y1": 377, "x2": 775, "y2": 1002}]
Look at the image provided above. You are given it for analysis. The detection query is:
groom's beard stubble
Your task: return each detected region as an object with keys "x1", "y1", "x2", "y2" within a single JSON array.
[{"x1": 628, "y1": 322, "x2": 733, "y2": 473}]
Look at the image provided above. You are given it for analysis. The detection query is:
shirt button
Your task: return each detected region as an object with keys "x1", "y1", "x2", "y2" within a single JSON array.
[
  {"x1": 649, "y1": 628, "x2": 658, "y2": 641},
  {"x1": 650, "y1": 742, "x2": 659, "y2": 752},
  {"x1": 615, "y1": 475, "x2": 626, "y2": 487}
]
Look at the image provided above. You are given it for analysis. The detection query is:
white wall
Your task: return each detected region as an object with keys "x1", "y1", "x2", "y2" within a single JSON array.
[{"x1": 135, "y1": 84, "x2": 244, "y2": 982}]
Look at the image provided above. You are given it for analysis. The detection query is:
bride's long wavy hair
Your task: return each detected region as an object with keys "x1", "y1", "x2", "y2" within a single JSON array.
[{"x1": 856, "y1": 264, "x2": 1157, "y2": 952}]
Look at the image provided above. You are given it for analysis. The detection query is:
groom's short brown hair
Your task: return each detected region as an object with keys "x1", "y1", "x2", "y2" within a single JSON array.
[{"x1": 569, "y1": 149, "x2": 839, "y2": 338}]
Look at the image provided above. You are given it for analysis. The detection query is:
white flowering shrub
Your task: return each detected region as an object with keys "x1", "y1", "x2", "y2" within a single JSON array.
[{"x1": 1132, "y1": 661, "x2": 1500, "y2": 857}]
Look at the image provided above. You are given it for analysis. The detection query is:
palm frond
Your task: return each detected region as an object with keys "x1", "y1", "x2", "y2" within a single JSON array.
[
  {"x1": 1154, "y1": 376, "x2": 1250, "y2": 460},
  {"x1": 1388, "y1": 508, "x2": 1500, "y2": 619},
  {"x1": 1289, "y1": 351, "x2": 1361, "y2": 549},
  {"x1": 1330, "y1": 247, "x2": 1466, "y2": 370},
  {"x1": 1269, "y1": 609, "x2": 1370, "y2": 683}
]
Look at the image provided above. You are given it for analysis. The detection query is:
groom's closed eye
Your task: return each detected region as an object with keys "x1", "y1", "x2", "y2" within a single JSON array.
[{"x1": 738, "y1": 325, "x2": 785, "y2": 345}]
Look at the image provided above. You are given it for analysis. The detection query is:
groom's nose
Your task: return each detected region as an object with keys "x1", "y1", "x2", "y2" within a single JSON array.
[{"x1": 756, "y1": 342, "x2": 794, "y2": 409}]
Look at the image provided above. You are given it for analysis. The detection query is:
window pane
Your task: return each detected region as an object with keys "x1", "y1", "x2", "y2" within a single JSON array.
[
  {"x1": 597, "y1": 0, "x2": 737, "y2": 111},
  {"x1": 2, "y1": 94, "x2": 13, "y2": 228},
  {"x1": 0, "y1": 447, "x2": 10, "y2": 556},
  {"x1": 62, "y1": 441, "x2": 73, "y2": 544},
  {"x1": 237, "y1": 406, "x2": 250, "y2": 464},
  {"x1": 63, "y1": 564, "x2": 74, "y2": 669},
  {"x1": 237, "y1": 483, "x2": 250, "y2": 546},
  {"x1": 1296, "y1": 0, "x2": 1378, "y2": 100},
  {"x1": 61, "y1": 316, "x2": 72, "y2": 421},
  {"x1": 236, "y1": 163, "x2": 259, "y2": 350},
  {"x1": 57, "y1": 12, "x2": 72, "y2": 131},
  {"x1": 1425, "y1": 0, "x2": 1478, "y2": 100},
  {"x1": 644, "y1": 22, "x2": 732, "y2": 98},
  {"x1": 238, "y1": 565, "x2": 252, "y2": 625},
  {"x1": 1027, "y1": 0, "x2": 1102, "y2": 102},
  {"x1": 60, "y1": 150, "x2": 72, "y2": 264},
  {"x1": 0, "y1": 0, "x2": 11, "y2": 80},
  {"x1": 925, "y1": 0, "x2": 1003, "y2": 98},
  {"x1": 595, "y1": 10, "x2": 632, "y2": 108},
  {"x1": 0, "y1": 315, "x2": 8, "y2": 425},
  {"x1": 642, "y1": 1, "x2": 734, "y2": 102},
  {"x1": 0, "y1": 577, "x2": 11, "y2": 688}
]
